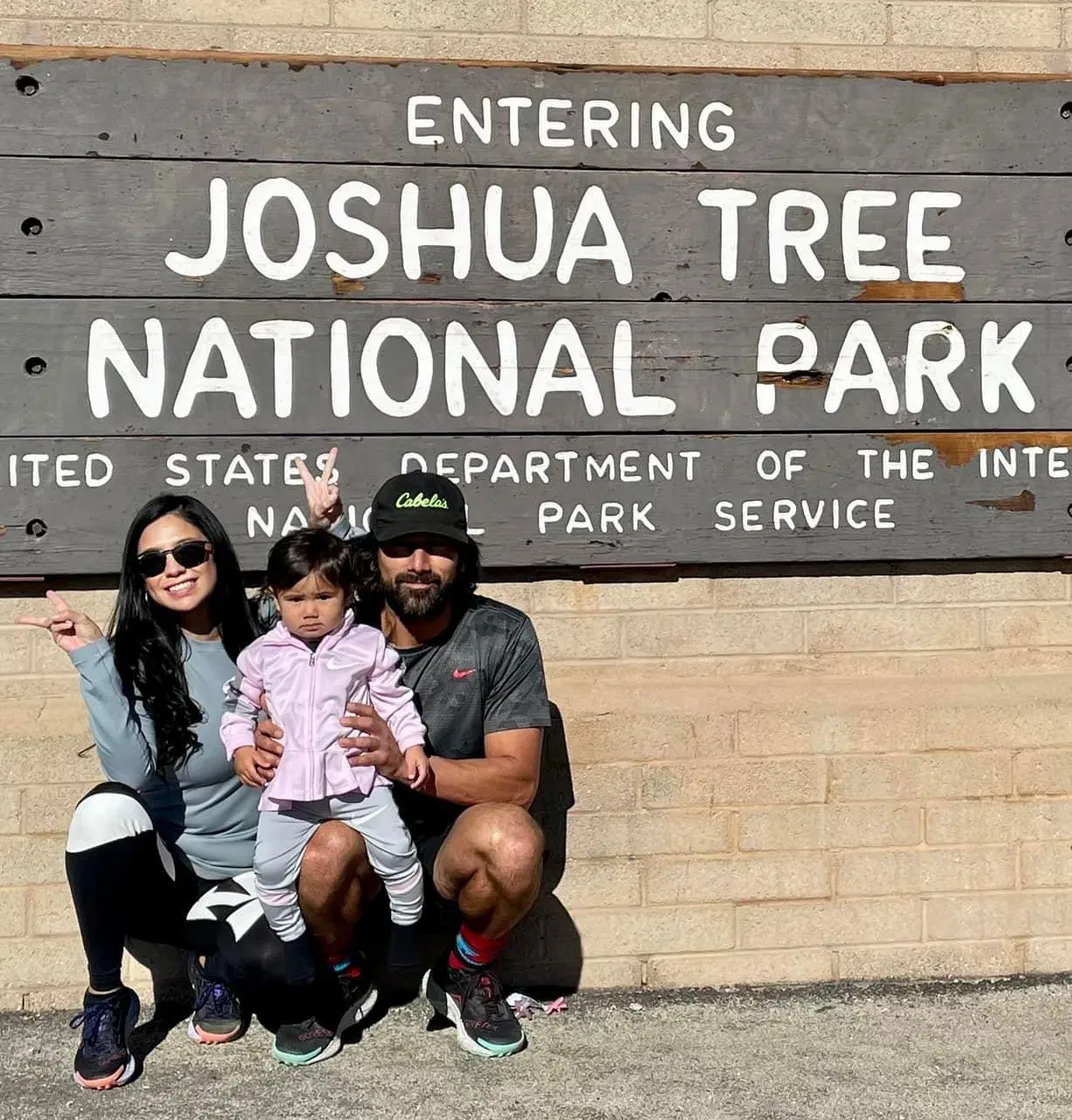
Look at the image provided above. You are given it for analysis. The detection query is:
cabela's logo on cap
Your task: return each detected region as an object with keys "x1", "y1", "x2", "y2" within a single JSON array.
[{"x1": 395, "y1": 491, "x2": 449, "y2": 511}]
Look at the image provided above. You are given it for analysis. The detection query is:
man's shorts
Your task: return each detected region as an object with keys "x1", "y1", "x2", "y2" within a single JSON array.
[{"x1": 412, "y1": 821, "x2": 462, "y2": 929}]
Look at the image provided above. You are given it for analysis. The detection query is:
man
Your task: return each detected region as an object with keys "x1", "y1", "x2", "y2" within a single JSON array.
[{"x1": 252, "y1": 458, "x2": 550, "y2": 1059}]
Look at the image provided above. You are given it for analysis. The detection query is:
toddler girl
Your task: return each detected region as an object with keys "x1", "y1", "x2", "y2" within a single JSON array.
[{"x1": 220, "y1": 528, "x2": 428, "y2": 1066}]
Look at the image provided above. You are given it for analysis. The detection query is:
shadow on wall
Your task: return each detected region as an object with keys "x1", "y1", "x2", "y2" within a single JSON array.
[{"x1": 503, "y1": 700, "x2": 582, "y2": 995}]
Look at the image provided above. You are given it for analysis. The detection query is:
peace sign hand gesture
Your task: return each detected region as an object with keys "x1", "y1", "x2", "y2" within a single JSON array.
[
  {"x1": 16, "y1": 590, "x2": 104, "y2": 655},
  {"x1": 297, "y1": 447, "x2": 343, "y2": 530}
]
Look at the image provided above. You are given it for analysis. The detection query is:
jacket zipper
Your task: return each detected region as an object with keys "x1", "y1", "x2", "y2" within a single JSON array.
[
  {"x1": 269, "y1": 616, "x2": 351, "y2": 756},
  {"x1": 308, "y1": 647, "x2": 317, "y2": 753}
]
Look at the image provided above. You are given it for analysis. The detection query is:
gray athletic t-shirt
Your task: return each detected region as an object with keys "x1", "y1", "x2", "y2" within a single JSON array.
[
  {"x1": 382, "y1": 595, "x2": 551, "y2": 837},
  {"x1": 70, "y1": 636, "x2": 260, "y2": 880}
]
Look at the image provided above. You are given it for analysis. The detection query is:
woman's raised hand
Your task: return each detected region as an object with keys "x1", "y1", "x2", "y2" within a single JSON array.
[
  {"x1": 16, "y1": 590, "x2": 104, "y2": 654},
  {"x1": 297, "y1": 447, "x2": 343, "y2": 529}
]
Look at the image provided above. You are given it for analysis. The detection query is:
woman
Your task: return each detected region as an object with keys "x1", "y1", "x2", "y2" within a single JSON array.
[{"x1": 20, "y1": 496, "x2": 301, "y2": 1089}]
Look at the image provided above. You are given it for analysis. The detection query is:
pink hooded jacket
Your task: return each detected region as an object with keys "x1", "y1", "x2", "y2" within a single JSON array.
[{"x1": 220, "y1": 610, "x2": 425, "y2": 811}]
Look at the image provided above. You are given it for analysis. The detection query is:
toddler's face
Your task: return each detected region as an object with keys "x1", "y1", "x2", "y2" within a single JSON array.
[{"x1": 274, "y1": 573, "x2": 347, "y2": 641}]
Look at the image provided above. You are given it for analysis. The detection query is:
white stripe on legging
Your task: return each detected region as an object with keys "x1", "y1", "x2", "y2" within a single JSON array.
[{"x1": 65, "y1": 790, "x2": 154, "y2": 853}]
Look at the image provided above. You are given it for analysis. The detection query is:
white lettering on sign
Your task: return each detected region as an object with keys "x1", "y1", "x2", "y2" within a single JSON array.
[
  {"x1": 87, "y1": 318, "x2": 166, "y2": 419},
  {"x1": 400, "y1": 181, "x2": 472, "y2": 280},
  {"x1": 166, "y1": 450, "x2": 338, "y2": 489},
  {"x1": 755, "y1": 322, "x2": 818, "y2": 416},
  {"x1": 57, "y1": 120, "x2": 1062, "y2": 571},
  {"x1": 400, "y1": 448, "x2": 701, "y2": 485},
  {"x1": 841, "y1": 190, "x2": 898, "y2": 282},
  {"x1": 243, "y1": 178, "x2": 317, "y2": 282},
  {"x1": 172, "y1": 318, "x2": 257, "y2": 419},
  {"x1": 0, "y1": 453, "x2": 113, "y2": 489},
  {"x1": 485, "y1": 185, "x2": 553, "y2": 281},
  {"x1": 824, "y1": 321, "x2": 900, "y2": 416},
  {"x1": 159, "y1": 177, "x2": 973, "y2": 312},
  {"x1": 87, "y1": 314, "x2": 672, "y2": 421},
  {"x1": 904, "y1": 322, "x2": 964, "y2": 414},
  {"x1": 408, "y1": 95, "x2": 735, "y2": 151},
  {"x1": 906, "y1": 192, "x2": 966, "y2": 283},
  {"x1": 981, "y1": 321, "x2": 1035, "y2": 414},
  {"x1": 361, "y1": 318, "x2": 435, "y2": 418},
  {"x1": 977, "y1": 446, "x2": 1072, "y2": 480},
  {"x1": 527, "y1": 319, "x2": 603, "y2": 418},
  {"x1": 754, "y1": 320, "x2": 1037, "y2": 417},
  {"x1": 701, "y1": 188, "x2": 964, "y2": 287},
  {"x1": 537, "y1": 501, "x2": 656, "y2": 534},
  {"x1": 556, "y1": 186, "x2": 633, "y2": 285},
  {"x1": 453, "y1": 96, "x2": 493, "y2": 145},
  {"x1": 769, "y1": 190, "x2": 828, "y2": 284},
  {"x1": 246, "y1": 505, "x2": 309, "y2": 538},
  {"x1": 713, "y1": 497, "x2": 896, "y2": 531},
  {"x1": 857, "y1": 448, "x2": 935, "y2": 480},
  {"x1": 248, "y1": 320, "x2": 315, "y2": 419},
  {"x1": 755, "y1": 449, "x2": 807, "y2": 480},
  {"x1": 162, "y1": 177, "x2": 634, "y2": 288},
  {"x1": 164, "y1": 178, "x2": 228, "y2": 278},
  {"x1": 445, "y1": 321, "x2": 519, "y2": 417},
  {"x1": 697, "y1": 188, "x2": 757, "y2": 282},
  {"x1": 325, "y1": 183, "x2": 390, "y2": 280}
]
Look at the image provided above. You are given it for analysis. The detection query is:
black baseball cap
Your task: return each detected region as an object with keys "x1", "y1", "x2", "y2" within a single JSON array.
[{"x1": 370, "y1": 472, "x2": 469, "y2": 545}]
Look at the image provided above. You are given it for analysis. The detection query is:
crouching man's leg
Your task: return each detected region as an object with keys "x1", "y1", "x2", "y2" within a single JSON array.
[{"x1": 422, "y1": 804, "x2": 544, "y2": 1058}]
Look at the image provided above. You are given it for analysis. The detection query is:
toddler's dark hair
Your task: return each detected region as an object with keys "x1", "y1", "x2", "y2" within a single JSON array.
[{"x1": 266, "y1": 528, "x2": 354, "y2": 594}]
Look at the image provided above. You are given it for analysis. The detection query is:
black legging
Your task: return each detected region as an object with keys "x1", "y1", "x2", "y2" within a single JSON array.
[{"x1": 65, "y1": 782, "x2": 288, "y2": 996}]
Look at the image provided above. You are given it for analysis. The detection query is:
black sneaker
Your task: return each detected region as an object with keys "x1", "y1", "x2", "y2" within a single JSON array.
[
  {"x1": 187, "y1": 956, "x2": 243, "y2": 1045},
  {"x1": 271, "y1": 963, "x2": 378, "y2": 1067},
  {"x1": 271, "y1": 1015, "x2": 341, "y2": 1066},
  {"x1": 422, "y1": 955, "x2": 525, "y2": 1058},
  {"x1": 334, "y1": 962, "x2": 379, "y2": 1038},
  {"x1": 69, "y1": 987, "x2": 140, "y2": 1090}
]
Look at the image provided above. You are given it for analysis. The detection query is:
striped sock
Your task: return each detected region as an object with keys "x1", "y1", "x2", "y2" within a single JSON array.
[
  {"x1": 448, "y1": 924, "x2": 506, "y2": 971},
  {"x1": 326, "y1": 951, "x2": 362, "y2": 980}
]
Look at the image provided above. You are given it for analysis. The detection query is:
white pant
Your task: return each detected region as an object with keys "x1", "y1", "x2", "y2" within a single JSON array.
[{"x1": 253, "y1": 786, "x2": 423, "y2": 942}]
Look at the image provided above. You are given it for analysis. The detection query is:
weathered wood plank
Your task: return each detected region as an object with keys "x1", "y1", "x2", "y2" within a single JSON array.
[
  {"x1": 1, "y1": 161, "x2": 1067, "y2": 301},
  {"x1": 0, "y1": 434, "x2": 1069, "y2": 573},
  {"x1": 1, "y1": 56, "x2": 1070, "y2": 173},
  {"x1": 0, "y1": 299, "x2": 1064, "y2": 435}
]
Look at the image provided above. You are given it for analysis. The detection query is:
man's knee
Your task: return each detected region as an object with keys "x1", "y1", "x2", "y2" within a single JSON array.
[
  {"x1": 66, "y1": 782, "x2": 153, "y2": 853},
  {"x1": 459, "y1": 804, "x2": 545, "y2": 884},
  {"x1": 298, "y1": 821, "x2": 369, "y2": 901},
  {"x1": 487, "y1": 805, "x2": 544, "y2": 875}
]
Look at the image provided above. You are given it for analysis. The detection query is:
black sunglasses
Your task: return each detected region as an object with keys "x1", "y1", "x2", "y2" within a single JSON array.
[{"x1": 136, "y1": 540, "x2": 213, "y2": 579}]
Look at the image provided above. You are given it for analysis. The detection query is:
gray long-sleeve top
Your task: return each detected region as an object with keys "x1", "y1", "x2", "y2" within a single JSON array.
[{"x1": 70, "y1": 636, "x2": 260, "y2": 880}]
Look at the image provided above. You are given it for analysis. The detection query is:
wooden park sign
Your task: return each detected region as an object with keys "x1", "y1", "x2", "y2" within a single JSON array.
[{"x1": 1, "y1": 53, "x2": 1071, "y2": 572}]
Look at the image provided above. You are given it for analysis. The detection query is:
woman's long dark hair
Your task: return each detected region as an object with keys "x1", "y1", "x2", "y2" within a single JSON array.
[{"x1": 111, "y1": 494, "x2": 258, "y2": 772}]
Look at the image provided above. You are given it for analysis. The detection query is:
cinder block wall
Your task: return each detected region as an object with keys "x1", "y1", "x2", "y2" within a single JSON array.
[
  {"x1": 0, "y1": 0, "x2": 1070, "y2": 72},
  {"x1": 3, "y1": 2, "x2": 1072, "y2": 1008},
  {"x1": 7, "y1": 569, "x2": 1072, "y2": 1007}
]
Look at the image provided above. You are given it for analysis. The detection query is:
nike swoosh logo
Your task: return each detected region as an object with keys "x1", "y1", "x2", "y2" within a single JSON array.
[{"x1": 452, "y1": 668, "x2": 477, "y2": 679}]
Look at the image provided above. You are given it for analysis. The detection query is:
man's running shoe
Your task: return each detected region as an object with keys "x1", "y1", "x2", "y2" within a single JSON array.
[
  {"x1": 271, "y1": 1015, "x2": 341, "y2": 1066},
  {"x1": 272, "y1": 961, "x2": 378, "y2": 1067},
  {"x1": 187, "y1": 956, "x2": 243, "y2": 1044},
  {"x1": 422, "y1": 954, "x2": 525, "y2": 1058},
  {"x1": 334, "y1": 963, "x2": 379, "y2": 1038},
  {"x1": 70, "y1": 986, "x2": 140, "y2": 1090}
]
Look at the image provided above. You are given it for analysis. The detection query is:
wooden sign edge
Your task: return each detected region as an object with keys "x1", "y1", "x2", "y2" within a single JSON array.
[{"x1": 1, "y1": 44, "x2": 1071, "y2": 84}]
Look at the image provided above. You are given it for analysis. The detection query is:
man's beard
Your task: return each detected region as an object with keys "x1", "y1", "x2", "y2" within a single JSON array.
[{"x1": 380, "y1": 568, "x2": 457, "y2": 621}]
